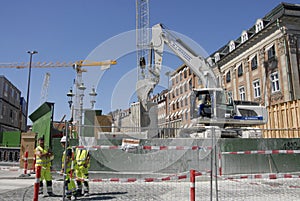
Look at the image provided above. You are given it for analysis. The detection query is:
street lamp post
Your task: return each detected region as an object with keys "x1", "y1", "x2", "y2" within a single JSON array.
[
  {"x1": 78, "y1": 83, "x2": 86, "y2": 137},
  {"x1": 165, "y1": 71, "x2": 172, "y2": 138},
  {"x1": 67, "y1": 88, "x2": 75, "y2": 121},
  {"x1": 67, "y1": 88, "x2": 75, "y2": 138},
  {"x1": 25, "y1": 50, "x2": 38, "y2": 129}
]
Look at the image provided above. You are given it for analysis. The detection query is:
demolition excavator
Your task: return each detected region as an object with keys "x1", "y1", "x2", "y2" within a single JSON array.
[{"x1": 137, "y1": 23, "x2": 267, "y2": 135}]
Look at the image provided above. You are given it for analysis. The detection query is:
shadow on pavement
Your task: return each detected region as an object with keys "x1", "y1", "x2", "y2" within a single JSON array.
[{"x1": 78, "y1": 192, "x2": 128, "y2": 200}]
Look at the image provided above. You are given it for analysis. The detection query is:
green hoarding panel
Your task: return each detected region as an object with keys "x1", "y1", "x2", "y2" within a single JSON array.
[
  {"x1": 29, "y1": 102, "x2": 54, "y2": 122},
  {"x1": 2, "y1": 131, "x2": 21, "y2": 147},
  {"x1": 29, "y1": 102, "x2": 54, "y2": 149}
]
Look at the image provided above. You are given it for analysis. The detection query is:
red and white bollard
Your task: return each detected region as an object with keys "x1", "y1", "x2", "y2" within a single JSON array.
[
  {"x1": 33, "y1": 166, "x2": 41, "y2": 201},
  {"x1": 23, "y1": 151, "x2": 28, "y2": 175},
  {"x1": 218, "y1": 152, "x2": 222, "y2": 176},
  {"x1": 190, "y1": 169, "x2": 195, "y2": 201},
  {"x1": 30, "y1": 154, "x2": 36, "y2": 174}
]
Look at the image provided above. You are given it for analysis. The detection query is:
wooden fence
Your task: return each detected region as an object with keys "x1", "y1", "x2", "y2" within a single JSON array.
[{"x1": 261, "y1": 100, "x2": 300, "y2": 138}]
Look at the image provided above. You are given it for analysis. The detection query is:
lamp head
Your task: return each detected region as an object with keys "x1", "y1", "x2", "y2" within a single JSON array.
[{"x1": 27, "y1": 50, "x2": 38, "y2": 55}]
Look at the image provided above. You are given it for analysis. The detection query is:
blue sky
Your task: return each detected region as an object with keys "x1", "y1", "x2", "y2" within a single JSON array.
[{"x1": 1, "y1": 0, "x2": 298, "y2": 124}]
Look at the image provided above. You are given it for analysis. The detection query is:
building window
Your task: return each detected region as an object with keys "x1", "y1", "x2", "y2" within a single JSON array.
[
  {"x1": 267, "y1": 45, "x2": 276, "y2": 60},
  {"x1": 241, "y1": 31, "x2": 248, "y2": 43},
  {"x1": 253, "y1": 80, "x2": 261, "y2": 98},
  {"x1": 239, "y1": 86, "x2": 246, "y2": 101},
  {"x1": 229, "y1": 40, "x2": 235, "y2": 52},
  {"x1": 214, "y1": 53, "x2": 220, "y2": 62},
  {"x1": 4, "y1": 82, "x2": 8, "y2": 97},
  {"x1": 171, "y1": 78, "x2": 175, "y2": 86},
  {"x1": 226, "y1": 71, "x2": 231, "y2": 83},
  {"x1": 255, "y1": 19, "x2": 264, "y2": 33},
  {"x1": 270, "y1": 71, "x2": 280, "y2": 93},
  {"x1": 251, "y1": 55, "x2": 258, "y2": 70},
  {"x1": 184, "y1": 70, "x2": 187, "y2": 78},
  {"x1": 237, "y1": 64, "x2": 243, "y2": 77},
  {"x1": 2, "y1": 105, "x2": 6, "y2": 117},
  {"x1": 189, "y1": 79, "x2": 192, "y2": 90},
  {"x1": 10, "y1": 109, "x2": 14, "y2": 123}
]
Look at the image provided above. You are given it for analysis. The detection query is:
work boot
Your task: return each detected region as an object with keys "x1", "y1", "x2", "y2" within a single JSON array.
[
  {"x1": 76, "y1": 189, "x2": 83, "y2": 197},
  {"x1": 71, "y1": 195, "x2": 77, "y2": 200},
  {"x1": 47, "y1": 192, "x2": 54, "y2": 197},
  {"x1": 84, "y1": 192, "x2": 90, "y2": 197}
]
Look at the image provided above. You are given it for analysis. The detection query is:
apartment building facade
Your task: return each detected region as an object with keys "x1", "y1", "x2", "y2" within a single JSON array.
[
  {"x1": 0, "y1": 75, "x2": 26, "y2": 133},
  {"x1": 208, "y1": 2, "x2": 300, "y2": 106},
  {"x1": 164, "y1": 65, "x2": 201, "y2": 137}
]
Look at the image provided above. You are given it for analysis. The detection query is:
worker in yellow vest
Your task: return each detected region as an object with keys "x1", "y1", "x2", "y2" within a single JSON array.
[
  {"x1": 75, "y1": 147, "x2": 90, "y2": 197},
  {"x1": 35, "y1": 136, "x2": 54, "y2": 196},
  {"x1": 60, "y1": 136, "x2": 77, "y2": 200}
]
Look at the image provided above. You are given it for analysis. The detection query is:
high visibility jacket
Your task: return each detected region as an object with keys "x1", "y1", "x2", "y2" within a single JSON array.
[
  {"x1": 35, "y1": 146, "x2": 51, "y2": 168},
  {"x1": 62, "y1": 147, "x2": 74, "y2": 172},
  {"x1": 75, "y1": 148, "x2": 90, "y2": 167}
]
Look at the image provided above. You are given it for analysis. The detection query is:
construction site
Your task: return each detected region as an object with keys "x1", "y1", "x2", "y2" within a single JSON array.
[{"x1": 0, "y1": 1, "x2": 300, "y2": 200}]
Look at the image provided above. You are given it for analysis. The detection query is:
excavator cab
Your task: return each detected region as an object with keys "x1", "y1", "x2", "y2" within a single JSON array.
[
  {"x1": 191, "y1": 88, "x2": 267, "y2": 127},
  {"x1": 193, "y1": 88, "x2": 233, "y2": 120}
]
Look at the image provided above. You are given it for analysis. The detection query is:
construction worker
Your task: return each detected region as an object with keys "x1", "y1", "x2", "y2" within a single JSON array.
[
  {"x1": 199, "y1": 94, "x2": 212, "y2": 117},
  {"x1": 35, "y1": 136, "x2": 54, "y2": 196},
  {"x1": 60, "y1": 136, "x2": 77, "y2": 200},
  {"x1": 75, "y1": 147, "x2": 90, "y2": 197}
]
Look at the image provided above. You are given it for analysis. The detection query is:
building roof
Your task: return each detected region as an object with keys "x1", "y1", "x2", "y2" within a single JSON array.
[{"x1": 208, "y1": 2, "x2": 300, "y2": 64}]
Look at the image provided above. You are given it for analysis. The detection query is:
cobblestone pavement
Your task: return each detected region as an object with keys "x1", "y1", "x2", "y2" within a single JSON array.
[
  {"x1": 1, "y1": 178, "x2": 300, "y2": 201},
  {"x1": 1, "y1": 166, "x2": 300, "y2": 201}
]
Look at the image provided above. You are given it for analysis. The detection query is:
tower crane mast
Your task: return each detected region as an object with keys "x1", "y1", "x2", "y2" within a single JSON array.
[
  {"x1": 136, "y1": 0, "x2": 154, "y2": 109},
  {"x1": 40, "y1": 72, "x2": 50, "y2": 105}
]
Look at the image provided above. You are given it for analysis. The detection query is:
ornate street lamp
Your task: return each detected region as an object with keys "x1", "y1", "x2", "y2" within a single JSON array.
[
  {"x1": 78, "y1": 83, "x2": 86, "y2": 136},
  {"x1": 67, "y1": 88, "x2": 75, "y2": 122},
  {"x1": 89, "y1": 86, "x2": 97, "y2": 109}
]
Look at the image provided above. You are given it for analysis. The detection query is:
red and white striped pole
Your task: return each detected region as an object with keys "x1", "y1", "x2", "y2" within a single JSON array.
[
  {"x1": 218, "y1": 152, "x2": 222, "y2": 176},
  {"x1": 190, "y1": 169, "x2": 195, "y2": 201},
  {"x1": 23, "y1": 151, "x2": 28, "y2": 175},
  {"x1": 31, "y1": 154, "x2": 36, "y2": 173},
  {"x1": 33, "y1": 166, "x2": 41, "y2": 201}
]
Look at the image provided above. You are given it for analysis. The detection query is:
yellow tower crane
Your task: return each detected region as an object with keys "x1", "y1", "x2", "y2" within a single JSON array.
[
  {"x1": 0, "y1": 59, "x2": 117, "y2": 125},
  {"x1": 0, "y1": 60, "x2": 117, "y2": 70}
]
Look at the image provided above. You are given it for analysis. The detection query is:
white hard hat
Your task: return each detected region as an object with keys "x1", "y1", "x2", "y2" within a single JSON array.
[{"x1": 60, "y1": 136, "x2": 67, "y2": 143}]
